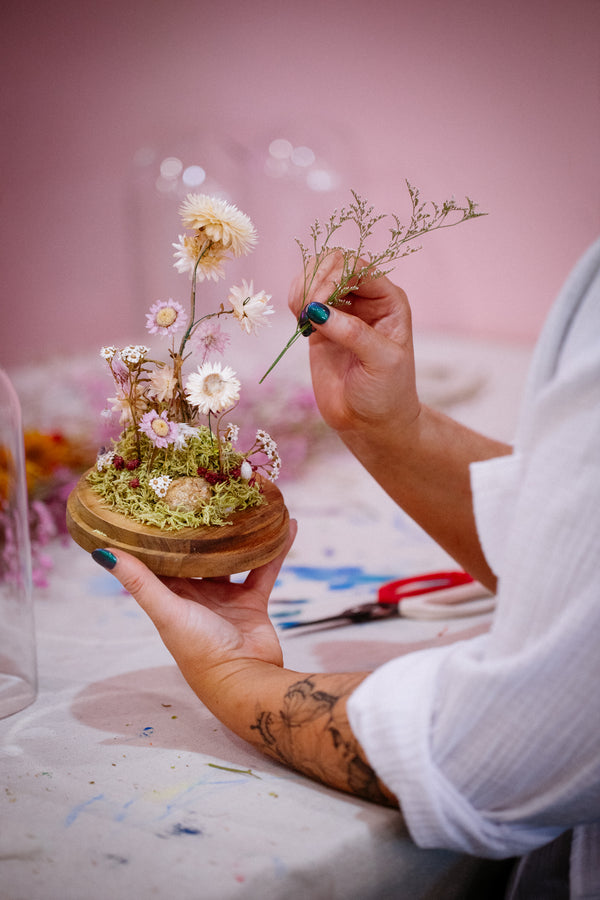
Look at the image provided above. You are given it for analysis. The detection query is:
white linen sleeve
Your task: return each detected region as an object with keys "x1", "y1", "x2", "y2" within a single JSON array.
[{"x1": 348, "y1": 281, "x2": 600, "y2": 858}]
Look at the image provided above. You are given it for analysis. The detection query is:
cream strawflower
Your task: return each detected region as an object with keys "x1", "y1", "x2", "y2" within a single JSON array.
[
  {"x1": 148, "y1": 365, "x2": 177, "y2": 403},
  {"x1": 179, "y1": 194, "x2": 257, "y2": 257},
  {"x1": 228, "y1": 280, "x2": 274, "y2": 334},
  {"x1": 107, "y1": 385, "x2": 146, "y2": 425},
  {"x1": 185, "y1": 362, "x2": 241, "y2": 416},
  {"x1": 172, "y1": 233, "x2": 227, "y2": 281}
]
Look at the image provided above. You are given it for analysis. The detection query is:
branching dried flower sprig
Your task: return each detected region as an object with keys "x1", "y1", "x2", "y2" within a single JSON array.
[
  {"x1": 91, "y1": 194, "x2": 280, "y2": 529},
  {"x1": 260, "y1": 181, "x2": 485, "y2": 381}
]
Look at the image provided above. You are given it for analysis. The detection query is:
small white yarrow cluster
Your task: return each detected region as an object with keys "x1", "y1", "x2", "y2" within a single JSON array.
[
  {"x1": 96, "y1": 449, "x2": 116, "y2": 471},
  {"x1": 120, "y1": 345, "x2": 150, "y2": 366},
  {"x1": 149, "y1": 475, "x2": 172, "y2": 498},
  {"x1": 255, "y1": 429, "x2": 281, "y2": 481}
]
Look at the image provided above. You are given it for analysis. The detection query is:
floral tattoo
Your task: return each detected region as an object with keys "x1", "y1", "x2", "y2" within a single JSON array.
[{"x1": 251, "y1": 676, "x2": 395, "y2": 806}]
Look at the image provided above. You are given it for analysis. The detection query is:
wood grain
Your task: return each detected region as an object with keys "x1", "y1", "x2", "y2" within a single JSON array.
[{"x1": 66, "y1": 471, "x2": 290, "y2": 577}]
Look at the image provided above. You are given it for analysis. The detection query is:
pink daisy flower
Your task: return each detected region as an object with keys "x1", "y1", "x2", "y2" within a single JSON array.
[
  {"x1": 145, "y1": 299, "x2": 188, "y2": 336},
  {"x1": 139, "y1": 410, "x2": 178, "y2": 449}
]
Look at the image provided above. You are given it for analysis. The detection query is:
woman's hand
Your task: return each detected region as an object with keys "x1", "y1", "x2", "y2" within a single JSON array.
[
  {"x1": 92, "y1": 520, "x2": 297, "y2": 698},
  {"x1": 289, "y1": 253, "x2": 421, "y2": 441},
  {"x1": 289, "y1": 253, "x2": 510, "y2": 589},
  {"x1": 91, "y1": 522, "x2": 397, "y2": 808}
]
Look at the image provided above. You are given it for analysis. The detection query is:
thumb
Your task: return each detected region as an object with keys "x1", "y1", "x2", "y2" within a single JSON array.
[
  {"x1": 305, "y1": 303, "x2": 402, "y2": 371},
  {"x1": 91, "y1": 548, "x2": 183, "y2": 631}
]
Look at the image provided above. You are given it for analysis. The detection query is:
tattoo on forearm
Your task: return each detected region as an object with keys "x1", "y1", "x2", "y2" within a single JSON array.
[{"x1": 251, "y1": 676, "x2": 394, "y2": 806}]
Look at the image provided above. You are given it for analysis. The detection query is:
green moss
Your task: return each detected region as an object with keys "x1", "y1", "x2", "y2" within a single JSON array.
[{"x1": 88, "y1": 425, "x2": 265, "y2": 529}]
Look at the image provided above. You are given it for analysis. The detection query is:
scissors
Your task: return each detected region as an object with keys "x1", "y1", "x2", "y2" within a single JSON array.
[{"x1": 278, "y1": 570, "x2": 495, "y2": 630}]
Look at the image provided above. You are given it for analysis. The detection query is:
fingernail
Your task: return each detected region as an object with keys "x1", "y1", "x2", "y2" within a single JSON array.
[
  {"x1": 298, "y1": 307, "x2": 315, "y2": 337},
  {"x1": 306, "y1": 301, "x2": 330, "y2": 325},
  {"x1": 91, "y1": 548, "x2": 117, "y2": 570}
]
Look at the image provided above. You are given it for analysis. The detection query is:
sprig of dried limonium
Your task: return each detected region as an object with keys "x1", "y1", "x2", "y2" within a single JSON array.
[{"x1": 260, "y1": 181, "x2": 485, "y2": 382}]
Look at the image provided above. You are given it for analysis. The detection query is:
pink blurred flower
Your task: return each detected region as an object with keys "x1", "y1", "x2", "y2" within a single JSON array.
[{"x1": 192, "y1": 320, "x2": 230, "y2": 362}]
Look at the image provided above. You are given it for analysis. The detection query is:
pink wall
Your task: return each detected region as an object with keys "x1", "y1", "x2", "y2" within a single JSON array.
[{"x1": 2, "y1": 0, "x2": 599, "y2": 370}]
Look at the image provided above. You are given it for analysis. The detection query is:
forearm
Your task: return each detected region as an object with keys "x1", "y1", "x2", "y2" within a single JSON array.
[
  {"x1": 100, "y1": 540, "x2": 396, "y2": 805},
  {"x1": 196, "y1": 660, "x2": 398, "y2": 807},
  {"x1": 339, "y1": 404, "x2": 512, "y2": 590}
]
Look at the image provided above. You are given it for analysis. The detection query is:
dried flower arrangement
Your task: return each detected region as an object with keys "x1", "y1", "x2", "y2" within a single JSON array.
[
  {"x1": 87, "y1": 195, "x2": 280, "y2": 530},
  {"x1": 261, "y1": 181, "x2": 485, "y2": 380},
  {"x1": 66, "y1": 194, "x2": 289, "y2": 576}
]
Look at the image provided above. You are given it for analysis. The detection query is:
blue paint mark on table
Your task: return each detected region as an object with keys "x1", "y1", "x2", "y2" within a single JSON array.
[
  {"x1": 65, "y1": 793, "x2": 105, "y2": 827},
  {"x1": 283, "y1": 565, "x2": 392, "y2": 590}
]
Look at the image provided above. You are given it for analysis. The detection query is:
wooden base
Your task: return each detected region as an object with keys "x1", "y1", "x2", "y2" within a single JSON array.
[{"x1": 66, "y1": 471, "x2": 290, "y2": 577}]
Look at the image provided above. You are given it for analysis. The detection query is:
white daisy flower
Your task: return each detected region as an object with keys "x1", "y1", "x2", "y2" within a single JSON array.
[
  {"x1": 228, "y1": 280, "x2": 274, "y2": 335},
  {"x1": 185, "y1": 362, "x2": 241, "y2": 416},
  {"x1": 178, "y1": 194, "x2": 257, "y2": 257}
]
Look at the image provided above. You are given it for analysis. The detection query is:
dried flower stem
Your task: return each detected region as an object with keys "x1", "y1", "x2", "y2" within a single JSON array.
[{"x1": 260, "y1": 181, "x2": 485, "y2": 382}]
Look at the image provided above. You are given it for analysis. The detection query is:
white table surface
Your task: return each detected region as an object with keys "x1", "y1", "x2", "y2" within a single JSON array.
[{"x1": 1, "y1": 335, "x2": 532, "y2": 899}]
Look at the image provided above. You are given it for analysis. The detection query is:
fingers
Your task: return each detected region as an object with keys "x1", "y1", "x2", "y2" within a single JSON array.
[
  {"x1": 92, "y1": 548, "x2": 184, "y2": 631},
  {"x1": 288, "y1": 252, "x2": 401, "y2": 318},
  {"x1": 91, "y1": 518, "x2": 298, "y2": 622},
  {"x1": 305, "y1": 303, "x2": 403, "y2": 372}
]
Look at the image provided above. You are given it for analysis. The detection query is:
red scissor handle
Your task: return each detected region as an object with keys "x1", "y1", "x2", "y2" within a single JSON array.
[{"x1": 377, "y1": 570, "x2": 474, "y2": 605}]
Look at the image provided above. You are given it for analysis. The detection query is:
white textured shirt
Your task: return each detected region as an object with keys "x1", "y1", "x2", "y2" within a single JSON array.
[{"x1": 348, "y1": 238, "x2": 600, "y2": 896}]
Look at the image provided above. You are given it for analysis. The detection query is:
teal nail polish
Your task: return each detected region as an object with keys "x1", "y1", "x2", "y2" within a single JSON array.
[
  {"x1": 306, "y1": 302, "x2": 330, "y2": 324},
  {"x1": 298, "y1": 307, "x2": 315, "y2": 337},
  {"x1": 92, "y1": 548, "x2": 117, "y2": 570}
]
